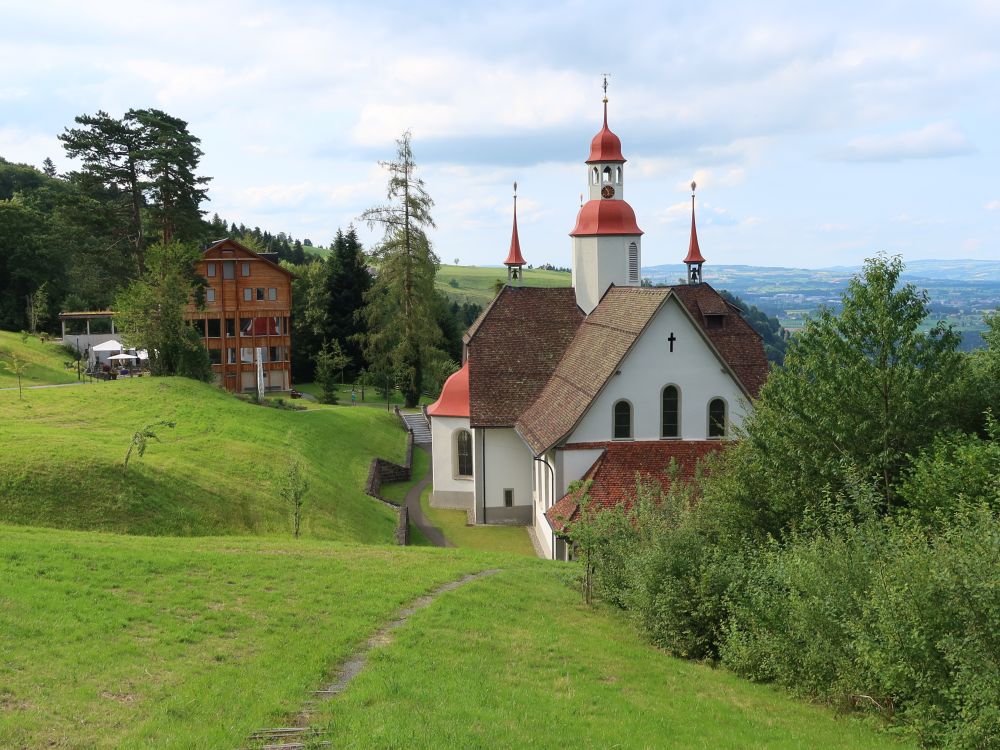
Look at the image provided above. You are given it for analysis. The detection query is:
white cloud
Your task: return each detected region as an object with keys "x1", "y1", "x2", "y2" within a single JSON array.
[
  {"x1": 838, "y1": 122, "x2": 974, "y2": 162},
  {"x1": 986, "y1": 200, "x2": 1000, "y2": 211}
]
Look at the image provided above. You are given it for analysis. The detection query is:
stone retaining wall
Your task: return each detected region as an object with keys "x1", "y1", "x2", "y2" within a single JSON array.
[{"x1": 363, "y1": 415, "x2": 415, "y2": 545}]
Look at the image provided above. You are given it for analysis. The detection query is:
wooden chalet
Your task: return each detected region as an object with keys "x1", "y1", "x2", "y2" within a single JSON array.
[{"x1": 186, "y1": 238, "x2": 295, "y2": 393}]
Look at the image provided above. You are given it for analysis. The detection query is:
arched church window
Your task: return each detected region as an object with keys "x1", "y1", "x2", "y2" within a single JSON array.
[
  {"x1": 613, "y1": 400, "x2": 632, "y2": 440},
  {"x1": 628, "y1": 242, "x2": 639, "y2": 283},
  {"x1": 602, "y1": 166, "x2": 612, "y2": 184},
  {"x1": 615, "y1": 166, "x2": 622, "y2": 183},
  {"x1": 456, "y1": 430, "x2": 473, "y2": 477},
  {"x1": 661, "y1": 385, "x2": 680, "y2": 438},
  {"x1": 708, "y1": 399, "x2": 727, "y2": 438},
  {"x1": 592, "y1": 167, "x2": 599, "y2": 185}
]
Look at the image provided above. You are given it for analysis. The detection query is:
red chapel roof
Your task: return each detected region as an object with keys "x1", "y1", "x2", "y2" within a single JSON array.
[
  {"x1": 427, "y1": 361, "x2": 470, "y2": 418},
  {"x1": 546, "y1": 441, "x2": 727, "y2": 533}
]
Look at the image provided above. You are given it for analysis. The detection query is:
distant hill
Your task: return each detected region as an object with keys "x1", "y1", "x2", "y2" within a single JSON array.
[{"x1": 435, "y1": 264, "x2": 571, "y2": 306}]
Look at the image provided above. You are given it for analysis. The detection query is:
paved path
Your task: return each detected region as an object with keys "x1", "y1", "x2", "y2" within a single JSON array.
[{"x1": 405, "y1": 445, "x2": 451, "y2": 547}]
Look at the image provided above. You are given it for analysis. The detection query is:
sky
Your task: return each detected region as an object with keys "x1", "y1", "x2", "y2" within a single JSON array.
[{"x1": 2, "y1": 0, "x2": 999, "y2": 269}]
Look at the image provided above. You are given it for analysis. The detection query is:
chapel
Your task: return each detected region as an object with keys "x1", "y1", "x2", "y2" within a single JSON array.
[{"x1": 427, "y1": 88, "x2": 769, "y2": 560}]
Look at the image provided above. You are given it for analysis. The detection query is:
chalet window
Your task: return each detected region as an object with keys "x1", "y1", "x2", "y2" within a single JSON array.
[
  {"x1": 456, "y1": 430, "x2": 473, "y2": 477},
  {"x1": 268, "y1": 288, "x2": 277, "y2": 301},
  {"x1": 504, "y1": 488, "x2": 514, "y2": 507},
  {"x1": 241, "y1": 262, "x2": 250, "y2": 277},
  {"x1": 206, "y1": 319, "x2": 221, "y2": 338},
  {"x1": 613, "y1": 400, "x2": 632, "y2": 440},
  {"x1": 240, "y1": 347, "x2": 254, "y2": 364},
  {"x1": 240, "y1": 318, "x2": 253, "y2": 335},
  {"x1": 662, "y1": 385, "x2": 680, "y2": 438},
  {"x1": 206, "y1": 263, "x2": 217, "y2": 277},
  {"x1": 226, "y1": 348, "x2": 236, "y2": 364},
  {"x1": 208, "y1": 348, "x2": 221, "y2": 365},
  {"x1": 256, "y1": 288, "x2": 264, "y2": 301},
  {"x1": 225, "y1": 318, "x2": 235, "y2": 337},
  {"x1": 223, "y1": 260, "x2": 235, "y2": 280},
  {"x1": 270, "y1": 317, "x2": 282, "y2": 335},
  {"x1": 243, "y1": 288, "x2": 252, "y2": 302},
  {"x1": 269, "y1": 346, "x2": 283, "y2": 362},
  {"x1": 206, "y1": 288, "x2": 216, "y2": 303},
  {"x1": 709, "y1": 398, "x2": 727, "y2": 438}
]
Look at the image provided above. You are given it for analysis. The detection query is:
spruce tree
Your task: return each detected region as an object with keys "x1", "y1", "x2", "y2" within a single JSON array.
[
  {"x1": 359, "y1": 132, "x2": 443, "y2": 407},
  {"x1": 326, "y1": 226, "x2": 370, "y2": 379}
]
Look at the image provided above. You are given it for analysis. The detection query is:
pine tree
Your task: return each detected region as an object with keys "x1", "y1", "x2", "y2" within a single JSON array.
[
  {"x1": 326, "y1": 226, "x2": 370, "y2": 378},
  {"x1": 41, "y1": 158, "x2": 57, "y2": 177},
  {"x1": 359, "y1": 132, "x2": 443, "y2": 407}
]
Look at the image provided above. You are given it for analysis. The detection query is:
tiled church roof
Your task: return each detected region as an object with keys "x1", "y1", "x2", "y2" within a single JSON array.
[
  {"x1": 466, "y1": 286, "x2": 583, "y2": 428},
  {"x1": 515, "y1": 283, "x2": 768, "y2": 455},
  {"x1": 671, "y1": 285, "x2": 770, "y2": 398},
  {"x1": 546, "y1": 440, "x2": 727, "y2": 533}
]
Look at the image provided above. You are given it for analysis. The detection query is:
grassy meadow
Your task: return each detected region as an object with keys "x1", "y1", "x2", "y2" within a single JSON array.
[
  {"x1": 436, "y1": 263, "x2": 571, "y2": 306},
  {"x1": 0, "y1": 376, "x2": 401, "y2": 541},
  {"x1": 421, "y1": 485, "x2": 536, "y2": 556},
  {"x1": 0, "y1": 330, "x2": 80, "y2": 389},
  {"x1": 0, "y1": 525, "x2": 912, "y2": 750}
]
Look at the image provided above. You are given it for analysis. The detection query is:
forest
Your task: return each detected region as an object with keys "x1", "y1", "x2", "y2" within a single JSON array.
[{"x1": 0, "y1": 115, "x2": 472, "y2": 400}]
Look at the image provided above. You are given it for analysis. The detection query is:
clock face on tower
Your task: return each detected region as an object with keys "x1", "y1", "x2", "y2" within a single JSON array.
[{"x1": 601, "y1": 185, "x2": 615, "y2": 199}]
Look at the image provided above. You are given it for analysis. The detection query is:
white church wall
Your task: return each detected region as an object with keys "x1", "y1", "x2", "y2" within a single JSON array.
[
  {"x1": 569, "y1": 296, "x2": 749, "y2": 443},
  {"x1": 531, "y1": 448, "x2": 561, "y2": 559},
  {"x1": 429, "y1": 415, "x2": 474, "y2": 509},
  {"x1": 573, "y1": 235, "x2": 640, "y2": 314},
  {"x1": 558, "y1": 448, "x2": 605, "y2": 495},
  {"x1": 481, "y1": 427, "x2": 533, "y2": 524}
]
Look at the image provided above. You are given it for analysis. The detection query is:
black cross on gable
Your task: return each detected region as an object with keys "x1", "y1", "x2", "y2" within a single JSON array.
[{"x1": 668, "y1": 332, "x2": 677, "y2": 352}]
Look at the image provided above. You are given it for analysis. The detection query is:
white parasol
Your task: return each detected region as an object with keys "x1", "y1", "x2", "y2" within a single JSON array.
[{"x1": 92, "y1": 339, "x2": 123, "y2": 352}]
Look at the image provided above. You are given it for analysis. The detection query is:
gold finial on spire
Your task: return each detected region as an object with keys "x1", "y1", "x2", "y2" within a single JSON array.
[
  {"x1": 601, "y1": 73, "x2": 610, "y2": 103},
  {"x1": 580, "y1": 193, "x2": 584, "y2": 207},
  {"x1": 691, "y1": 180, "x2": 697, "y2": 194}
]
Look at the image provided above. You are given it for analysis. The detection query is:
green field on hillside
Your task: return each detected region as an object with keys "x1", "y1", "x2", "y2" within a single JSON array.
[
  {"x1": 436, "y1": 264, "x2": 571, "y2": 306},
  {"x1": 421, "y1": 485, "x2": 536, "y2": 555},
  {"x1": 0, "y1": 525, "x2": 911, "y2": 750},
  {"x1": 0, "y1": 330, "x2": 80, "y2": 389},
  {"x1": 0, "y1": 377, "x2": 402, "y2": 542}
]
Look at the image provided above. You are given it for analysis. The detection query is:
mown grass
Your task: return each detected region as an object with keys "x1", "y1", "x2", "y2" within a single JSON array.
[
  {"x1": 0, "y1": 525, "x2": 489, "y2": 749},
  {"x1": 0, "y1": 330, "x2": 80, "y2": 388},
  {"x1": 315, "y1": 566, "x2": 914, "y2": 749},
  {"x1": 293, "y1": 380, "x2": 433, "y2": 407},
  {"x1": 422, "y1": 486, "x2": 536, "y2": 556},
  {"x1": 0, "y1": 377, "x2": 403, "y2": 542},
  {"x1": 436, "y1": 263, "x2": 571, "y2": 306}
]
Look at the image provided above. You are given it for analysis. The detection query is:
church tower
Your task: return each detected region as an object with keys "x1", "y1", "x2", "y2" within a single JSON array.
[
  {"x1": 570, "y1": 79, "x2": 643, "y2": 314},
  {"x1": 504, "y1": 182, "x2": 526, "y2": 286}
]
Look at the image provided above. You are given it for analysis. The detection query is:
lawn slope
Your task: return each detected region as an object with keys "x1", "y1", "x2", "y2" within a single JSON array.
[
  {"x1": 0, "y1": 330, "x2": 79, "y2": 388},
  {"x1": 0, "y1": 525, "x2": 911, "y2": 750},
  {"x1": 436, "y1": 264, "x2": 571, "y2": 306},
  {"x1": 0, "y1": 377, "x2": 402, "y2": 541}
]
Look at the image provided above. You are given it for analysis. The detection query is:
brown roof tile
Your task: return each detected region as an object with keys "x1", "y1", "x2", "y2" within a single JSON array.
[
  {"x1": 516, "y1": 284, "x2": 769, "y2": 455},
  {"x1": 467, "y1": 286, "x2": 583, "y2": 428},
  {"x1": 546, "y1": 440, "x2": 727, "y2": 533},
  {"x1": 672, "y1": 284, "x2": 770, "y2": 398}
]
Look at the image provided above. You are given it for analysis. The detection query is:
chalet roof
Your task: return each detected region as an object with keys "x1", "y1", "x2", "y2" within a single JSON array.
[
  {"x1": 202, "y1": 238, "x2": 296, "y2": 278},
  {"x1": 546, "y1": 440, "x2": 726, "y2": 533},
  {"x1": 466, "y1": 286, "x2": 583, "y2": 428},
  {"x1": 515, "y1": 284, "x2": 769, "y2": 455}
]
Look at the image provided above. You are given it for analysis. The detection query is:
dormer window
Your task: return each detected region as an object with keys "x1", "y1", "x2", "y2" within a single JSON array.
[{"x1": 705, "y1": 314, "x2": 725, "y2": 329}]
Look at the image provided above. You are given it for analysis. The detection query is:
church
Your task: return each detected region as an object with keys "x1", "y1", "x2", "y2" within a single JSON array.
[{"x1": 426, "y1": 90, "x2": 769, "y2": 560}]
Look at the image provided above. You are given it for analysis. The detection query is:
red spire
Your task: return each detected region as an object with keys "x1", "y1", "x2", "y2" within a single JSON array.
[
  {"x1": 504, "y1": 183, "x2": 526, "y2": 266},
  {"x1": 684, "y1": 183, "x2": 705, "y2": 264},
  {"x1": 586, "y1": 92, "x2": 626, "y2": 163}
]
